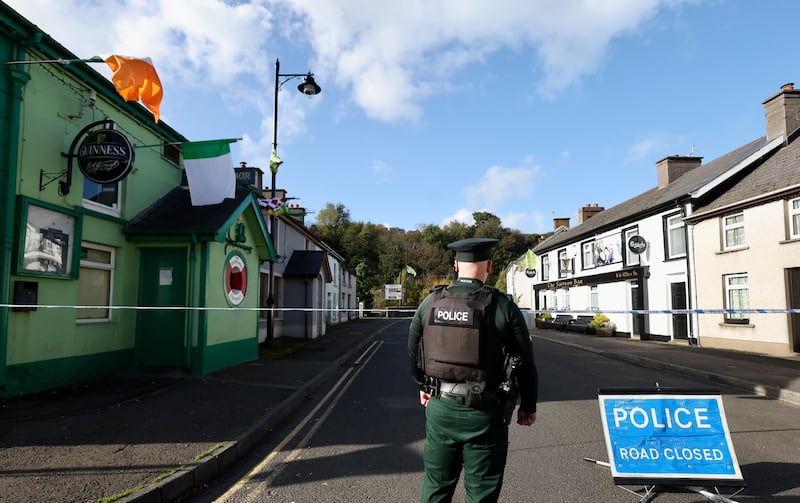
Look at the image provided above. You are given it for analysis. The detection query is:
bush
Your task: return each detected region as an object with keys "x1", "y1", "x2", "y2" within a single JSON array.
[{"x1": 588, "y1": 313, "x2": 611, "y2": 329}]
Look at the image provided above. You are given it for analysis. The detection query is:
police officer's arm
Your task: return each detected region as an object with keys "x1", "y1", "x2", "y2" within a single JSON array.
[
  {"x1": 408, "y1": 295, "x2": 430, "y2": 387},
  {"x1": 498, "y1": 296, "x2": 538, "y2": 414}
]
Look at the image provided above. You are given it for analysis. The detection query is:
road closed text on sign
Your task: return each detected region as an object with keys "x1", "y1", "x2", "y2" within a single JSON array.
[{"x1": 598, "y1": 390, "x2": 743, "y2": 485}]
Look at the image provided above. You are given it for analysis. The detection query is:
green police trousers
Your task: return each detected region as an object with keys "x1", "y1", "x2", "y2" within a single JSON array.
[{"x1": 421, "y1": 396, "x2": 509, "y2": 503}]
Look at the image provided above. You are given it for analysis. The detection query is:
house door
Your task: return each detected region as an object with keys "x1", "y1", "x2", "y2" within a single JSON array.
[
  {"x1": 630, "y1": 280, "x2": 644, "y2": 337},
  {"x1": 670, "y1": 281, "x2": 688, "y2": 340},
  {"x1": 788, "y1": 268, "x2": 800, "y2": 353},
  {"x1": 138, "y1": 248, "x2": 188, "y2": 367}
]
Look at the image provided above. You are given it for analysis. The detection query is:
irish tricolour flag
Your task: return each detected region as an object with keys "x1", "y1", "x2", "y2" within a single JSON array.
[{"x1": 182, "y1": 139, "x2": 237, "y2": 206}]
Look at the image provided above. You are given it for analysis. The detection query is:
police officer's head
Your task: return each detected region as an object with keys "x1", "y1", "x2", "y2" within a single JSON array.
[{"x1": 447, "y1": 238, "x2": 498, "y2": 281}]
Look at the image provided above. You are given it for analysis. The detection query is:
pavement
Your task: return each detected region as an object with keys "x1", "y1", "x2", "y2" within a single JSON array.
[{"x1": 1, "y1": 318, "x2": 798, "y2": 503}]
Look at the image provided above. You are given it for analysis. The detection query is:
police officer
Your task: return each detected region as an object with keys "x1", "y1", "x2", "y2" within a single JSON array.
[{"x1": 408, "y1": 237, "x2": 538, "y2": 503}]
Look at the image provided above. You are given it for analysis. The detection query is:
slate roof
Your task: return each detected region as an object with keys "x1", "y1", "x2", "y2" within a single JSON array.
[
  {"x1": 691, "y1": 132, "x2": 800, "y2": 218},
  {"x1": 282, "y1": 250, "x2": 329, "y2": 279},
  {"x1": 125, "y1": 186, "x2": 254, "y2": 236},
  {"x1": 534, "y1": 136, "x2": 771, "y2": 253}
]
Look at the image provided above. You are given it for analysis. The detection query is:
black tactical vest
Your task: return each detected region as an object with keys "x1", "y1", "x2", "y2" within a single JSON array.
[{"x1": 422, "y1": 285, "x2": 504, "y2": 384}]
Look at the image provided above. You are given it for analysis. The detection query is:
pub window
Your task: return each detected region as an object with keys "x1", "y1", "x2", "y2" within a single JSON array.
[
  {"x1": 558, "y1": 249, "x2": 568, "y2": 278},
  {"x1": 582, "y1": 241, "x2": 595, "y2": 270},
  {"x1": 789, "y1": 196, "x2": 800, "y2": 240},
  {"x1": 77, "y1": 243, "x2": 114, "y2": 321},
  {"x1": 590, "y1": 286, "x2": 599, "y2": 310},
  {"x1": 723, "y1": 273, "x2": 749, "y2": 324},
  {"x1": 541, "y1": 255, "x2": 550, "y2": 281},
  {"x1": 623, "y1": 227, "x2": 641, "y2": 266},
  {"x1": 722, "y1": 211, "x2": 745, "y2": 250},
  {"x1": 665, "y1": 213, "x2": 686, "y2": 260},
  {"x1": 83, "y1": 179, "x2": 121, "y2": 216},
  {"x1": 16, "y1": 197, "x2": 82, "y2": 279}
]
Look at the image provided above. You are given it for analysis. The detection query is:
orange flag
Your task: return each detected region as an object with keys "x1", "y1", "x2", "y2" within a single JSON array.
[{"x1": 104, "y1": 55, "x2": 163, "y2": 122}]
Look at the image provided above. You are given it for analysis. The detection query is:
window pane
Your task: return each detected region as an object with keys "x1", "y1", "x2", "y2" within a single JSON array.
[
  {"x1": 669, "y1": 226, "x2": 686, "y2": 256},
  {"x1": 83, "y1": 179, "x2": 118, "y2": 208},
  {"x1": 83, "y1": 248, "x2": 111, "y2": 264},
  {"x1": 725, "y1": 227, "x2": 744, "y2": 247},
  {"x1": 77, "y1": 267, "x2": 110, "y2": 319},
  {"x1": 725, "y1": 274, "x2": 749, "y2": 321}
]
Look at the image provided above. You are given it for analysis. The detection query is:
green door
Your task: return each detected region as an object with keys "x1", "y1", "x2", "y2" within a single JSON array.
[{"x1": 138, "y1": 248, "x2": 188, "y2": 367}]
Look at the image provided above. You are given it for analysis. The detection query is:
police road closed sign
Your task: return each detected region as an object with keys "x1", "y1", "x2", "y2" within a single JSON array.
[{"x1": 598, "y1": 389, "x2": 743, "y2": 486}]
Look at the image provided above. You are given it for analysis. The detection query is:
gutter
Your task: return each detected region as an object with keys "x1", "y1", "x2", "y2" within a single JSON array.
[{"x1": 0, "y1": 48, "x2": 31, "y2": 391}]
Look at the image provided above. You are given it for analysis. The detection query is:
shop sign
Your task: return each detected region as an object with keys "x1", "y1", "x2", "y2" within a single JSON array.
[
  {"x1": 224, "y1": 251, "x2": 248, "y2": 306},
  {"x1": 385, "y1": 284, "x2": 402, "y2": 301},
  {"x1": 77, "y1": 129, "x2": 135, "y2": 184},
  {"x1": 628, "y1": 235, "x2": 647, "y2": 254}
]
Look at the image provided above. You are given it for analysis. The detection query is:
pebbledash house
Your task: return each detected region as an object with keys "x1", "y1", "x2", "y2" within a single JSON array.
[
  {"x1": 508, "y1": 83, "x2": 800, "y2": 356},
  {"x1": 0, "y1": 4, "x2": 277, "y2": 397}
]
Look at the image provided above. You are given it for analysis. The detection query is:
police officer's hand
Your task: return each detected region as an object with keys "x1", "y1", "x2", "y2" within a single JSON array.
[
  {"x1": 419, "y1": 390, "x2": 430, "y2": 407},
  {"x1": 517, "y1": 410, "x2": 536, "y2": 426}
]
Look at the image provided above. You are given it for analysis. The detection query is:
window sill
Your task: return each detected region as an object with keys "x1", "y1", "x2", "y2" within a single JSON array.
[
  {"x1": 716, "y1": 246, "x2": 749, "y2": 255},
  {"x1": 718, "y1": 321, "x2": 754, "y2": 328}
]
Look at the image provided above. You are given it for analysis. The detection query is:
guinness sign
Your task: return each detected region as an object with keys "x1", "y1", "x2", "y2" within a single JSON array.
[{"x1": 77, "y1": 129, "x2": 134, "y2": 184}]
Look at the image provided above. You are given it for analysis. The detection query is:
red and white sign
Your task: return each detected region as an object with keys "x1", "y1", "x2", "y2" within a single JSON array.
[{"x1": 225, "y1": 251, "x2": 247, "y2": 306}]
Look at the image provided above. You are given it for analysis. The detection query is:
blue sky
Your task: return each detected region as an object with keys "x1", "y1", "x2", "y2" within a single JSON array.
[{"x1": 7, "y1": 0, "x2": 799, "y2": 234}]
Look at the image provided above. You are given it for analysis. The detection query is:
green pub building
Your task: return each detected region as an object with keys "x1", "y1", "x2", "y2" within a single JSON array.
[{"x1": 0, "y1": 4, "x2": 275, "y2": 397}]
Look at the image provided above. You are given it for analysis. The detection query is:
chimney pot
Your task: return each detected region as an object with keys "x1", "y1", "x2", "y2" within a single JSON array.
[{"x1": 782, "y1": 82, "x2": 795, "y2": 91}]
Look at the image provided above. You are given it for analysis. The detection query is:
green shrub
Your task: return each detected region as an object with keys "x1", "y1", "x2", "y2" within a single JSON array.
[{"x1": 588, "y1": 313, "x2": 610, "y2": 329}]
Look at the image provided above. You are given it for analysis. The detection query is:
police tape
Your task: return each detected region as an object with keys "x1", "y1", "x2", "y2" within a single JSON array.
[
  {"x1": 0, "y1": 304, "x2": 370, "y2": 312},
  {"x1": 529, "y1": 308, "x2": 800, "y2": 315},
  {"x1": 0, "y1": 304, "x2": 798, "y2": 314}
]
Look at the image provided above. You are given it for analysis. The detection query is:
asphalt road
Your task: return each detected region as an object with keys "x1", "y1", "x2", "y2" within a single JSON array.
[{"x1": 191, "y1": 321, "x2": 800, "y2": 502}]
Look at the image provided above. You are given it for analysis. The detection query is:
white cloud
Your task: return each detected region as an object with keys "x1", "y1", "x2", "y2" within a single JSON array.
[
  {"x1": 6, "y1": 0, "x2": 690, "y2": 128},
  {"x1": 440, "y1": 208, "x2": 475, "y2": 228},
  {"x1": 464, "y1": 164, "x2": 540, "y2": 209},
  {"x1": 627, "y1": 135, "x2": 667, "y2": 163},
  {"x1": 500, "y1": 210, "x2": 549, "y2": 234},
  {"x1": 370, "y1": 159, "x2": 393, "y2": 182},
  {"x1": 287, "y1": 0, "x2": 685, "y2": 118}
]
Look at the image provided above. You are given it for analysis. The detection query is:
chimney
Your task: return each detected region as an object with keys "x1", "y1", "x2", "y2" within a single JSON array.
[
  {"x1": 656, "y1": 155, "x2": 702, "y2": 189},
  {"x1": 553, "y1": 217, "x2": 570, "y2": 230},
  {"x1": 763, "y1": 82, "x2": 800, "y2": 140},
  {"x1": 288, "y1": 204, "x2": 305, "y2": 225},
  {"x1": 578, "y1": 203, "x2": 604, "y2": 224},
  {"x1": 262, "y1": 187, "x2": 287, "y2": 199}
]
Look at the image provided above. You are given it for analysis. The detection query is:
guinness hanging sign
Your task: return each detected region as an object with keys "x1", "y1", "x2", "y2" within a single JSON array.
[{"x1": 77, "y1": 129, "x2": 135, "y2": 184}]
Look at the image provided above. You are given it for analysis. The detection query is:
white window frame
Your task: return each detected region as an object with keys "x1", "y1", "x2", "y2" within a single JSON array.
[
  {"x1": 724, "y1": 273, "x2": 749, "y2": 324},
  {"x1": 590, "y1": 286, "x2": 599, "y2": 310},
  {"x1": 541, "y1": 255, "x2": 550, "y2": 281},
  {"x1": 623, "y1": 227, "x2": 641, "y2": 266},
  {"x1": 77, "y1": 242, "x2": 115, "y2": 322},
  {"x1": 582, "y1": 241, "x2": 594, "y2": 270},
  {"x1": 82, "y1": 179, "x2": 122, "y2": 217},
  {"x1": 666, "y1": 213, "x2": 686, "y2": 260},
  {"x1": 722, "y1": 211, "x2": 745, "y2": 250},
  {"x1": 789, "y1": 196, "x2": 800, "y2": 240}
]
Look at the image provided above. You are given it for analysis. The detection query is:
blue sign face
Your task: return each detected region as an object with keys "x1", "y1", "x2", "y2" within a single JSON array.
[{"x1": 598, "y1": 393, "x2": 743, "y2": 483}]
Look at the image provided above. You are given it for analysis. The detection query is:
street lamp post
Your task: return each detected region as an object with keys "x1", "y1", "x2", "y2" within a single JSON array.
[{"x1": 266, "y1": 58, "x2": 321, "y2": 344}]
